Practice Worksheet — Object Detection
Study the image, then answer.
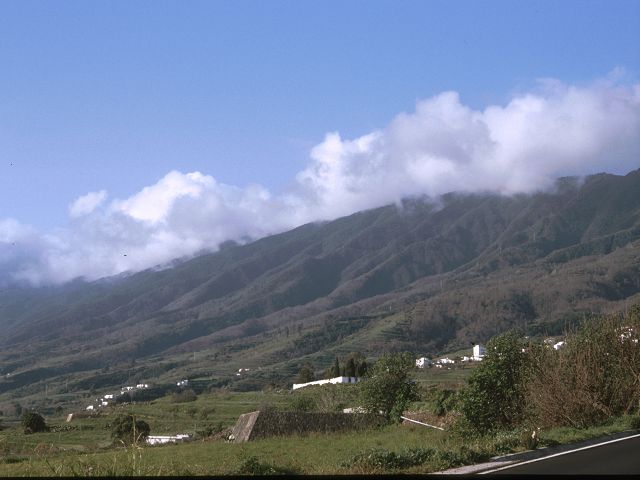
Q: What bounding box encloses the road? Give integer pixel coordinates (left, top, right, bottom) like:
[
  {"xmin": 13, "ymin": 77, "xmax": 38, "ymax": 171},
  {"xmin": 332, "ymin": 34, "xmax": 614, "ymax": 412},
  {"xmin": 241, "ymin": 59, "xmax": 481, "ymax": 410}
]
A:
[{"xmin": 484, "ymin": 433, "xmax": 640, "ymax": 475}]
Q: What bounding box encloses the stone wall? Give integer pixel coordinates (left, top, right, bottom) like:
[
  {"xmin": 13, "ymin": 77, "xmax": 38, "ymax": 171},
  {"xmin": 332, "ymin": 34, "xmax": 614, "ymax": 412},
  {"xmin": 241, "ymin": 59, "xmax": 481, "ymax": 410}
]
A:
[{"xmin": 230, "ymin": 410, "xmax": 385, "ymax": 442}]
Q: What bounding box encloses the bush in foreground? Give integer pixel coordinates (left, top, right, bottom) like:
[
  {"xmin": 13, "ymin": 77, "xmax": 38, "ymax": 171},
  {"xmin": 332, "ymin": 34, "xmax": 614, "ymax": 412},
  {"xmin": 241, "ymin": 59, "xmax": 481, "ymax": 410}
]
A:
[
  {"xmin": 359, "ymin": 352, "xmax": 419, "ymax": 423},
  {"xmin": 21, "ymin": 411, "xmax": 47, "ymax": 434},
  {"xmin": 110, "ymin": 414, "xmax": 150, "ymax": 444}
]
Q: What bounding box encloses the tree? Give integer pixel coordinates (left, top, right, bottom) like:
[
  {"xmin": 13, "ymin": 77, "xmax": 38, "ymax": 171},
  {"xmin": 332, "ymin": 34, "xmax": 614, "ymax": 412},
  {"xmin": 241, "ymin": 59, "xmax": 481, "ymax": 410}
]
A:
[
  {"xmin": 331, "ymin": 357, "xmax": 341, "ymax": 377},
  {"xmin": 358, "ymin": 352, "xmax": 419, "ymax": 423},
  {"xmin": 345, "ymin": 357, "xmax": 357, "ymax": 378},
  {"xmin": 297, "ymin": 362, "xmax": 315, "ymax": 383},
  {"xmin": 111, "ymin": 414, "xmax": 150, "ymax": 444},
  {"xmin": 459, "ymin": 330, "xmax": 530, "ymax": 435},
  {"xmin": 356, "ymin": 359, "xmax": 368, "ymax": 377},
  {"xmin": 21, "ymin": 411, "xmax": 47, "ymax": 434}
]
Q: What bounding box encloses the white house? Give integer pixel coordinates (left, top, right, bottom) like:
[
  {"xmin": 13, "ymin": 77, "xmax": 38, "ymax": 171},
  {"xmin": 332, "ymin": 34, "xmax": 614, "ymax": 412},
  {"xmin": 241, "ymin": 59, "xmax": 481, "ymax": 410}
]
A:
[
  {"xmin": 104, "ymin": 394, "xmax": 114, "ymax": 399},
  {"xmin": 146, "ymin": 434, "xmax": 191, "ymax": 446},
  {"xmin": 177, "ymin": 379, "xmax": 189, "ymax": 387},
  {"xmin": 553, "ymin": 341, "xmax": 566, "ymax": 350},
  {"xmin": 415, "ymin": 357, "xmax": 433, "ymax": 368},
  {"xmin": 136, "ymin": 383, "xmax": 149, "ymax": 389},
  {"xmin": 436, "ymin": 357, "xmax": 455, "ymax": 364},
  {"xmin": 472, "ymin": 344, "xmax": 486, "ymax": 360},
  {"xmin": 101, "ymin": 401, "xmax": 109, "ymax": 407},
  {"xmin": 292, "ymin": 376, "xmax": 359, "ymax": 390},
  {"xmin": 86, "ymin": 405, "xmax": 94, "ymax": 411}
]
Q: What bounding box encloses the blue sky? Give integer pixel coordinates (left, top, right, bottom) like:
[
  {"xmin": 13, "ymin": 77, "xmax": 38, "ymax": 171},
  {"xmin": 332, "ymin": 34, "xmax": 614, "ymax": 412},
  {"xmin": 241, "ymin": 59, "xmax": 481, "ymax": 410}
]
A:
[{"xmin": 1, "ymin": 0, "xmax": 639, "ymax": 284}]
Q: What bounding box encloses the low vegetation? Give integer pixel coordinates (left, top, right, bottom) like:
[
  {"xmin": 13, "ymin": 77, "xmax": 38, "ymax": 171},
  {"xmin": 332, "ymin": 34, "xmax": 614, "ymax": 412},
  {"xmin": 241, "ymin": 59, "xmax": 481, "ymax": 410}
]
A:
[{"xmin": 0, "ymin": 305, "xmax": 638, "ymax": 475}]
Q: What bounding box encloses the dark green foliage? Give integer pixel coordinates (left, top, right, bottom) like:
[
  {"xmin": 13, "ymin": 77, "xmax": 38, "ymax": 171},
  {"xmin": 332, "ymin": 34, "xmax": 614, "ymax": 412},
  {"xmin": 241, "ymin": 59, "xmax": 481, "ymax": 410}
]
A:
[
  {"xmin": 196, "ymin": 421, "xmax": 224, "ymax": 438},
  {"xmin": 21, "ymin": 411, "xmax": 47, "ymax": 434},
  {"xmin": 289, "ymin": 395, "xmax": 316, "ymax": 412},
  {"xmin": 459, "ymin": 330, "xmax": 529, "ymax": 435},
  {"xmin": 629, "ymin": 415, "xmax": 640, "ymax": 430},
  {"xmin": 356, "ymin": 359, "xmax": 368, "ymax": 377},
  {"xmin": 296, "ymin": 362, "xmax": 315, "ymax": 383},
  {"xmin": 171, "ymin": 389, "xmax": 197, "ymax": 403},
  {"xmin": 359, "ymin": 352, "xmax": 419, "ymax": 423},
  {"xmin": 346, "ymin": 447, "xmax": 435, "ymax": 470},
  {"xmin": 110, "ymin": 414, "xmax": 150, "ymax": 444},
  {"xmin": 433, "ymin": 389, "xmax": 460, "ymax": 416},
  {"xmin": 235, "ymin": 456, "xmax": 298, "ymax": 475},
  {"xmin": 332, "ymin": 357, "xmax": 341, "ymax": 377},
  {"xmin": 431, "ymin": 446, "xmax": 489, "ymax": 470},
  {"xmin": 345, "ymin": 358, "xmax": 356, "ymax": 377}
]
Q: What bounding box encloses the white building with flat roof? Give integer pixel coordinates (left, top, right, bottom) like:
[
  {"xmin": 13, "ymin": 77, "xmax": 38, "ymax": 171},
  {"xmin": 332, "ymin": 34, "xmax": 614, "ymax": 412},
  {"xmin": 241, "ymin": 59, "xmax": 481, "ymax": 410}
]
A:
[{"xmin": 292, "ymin": 376, "xmax": 358, "ymax": 390}]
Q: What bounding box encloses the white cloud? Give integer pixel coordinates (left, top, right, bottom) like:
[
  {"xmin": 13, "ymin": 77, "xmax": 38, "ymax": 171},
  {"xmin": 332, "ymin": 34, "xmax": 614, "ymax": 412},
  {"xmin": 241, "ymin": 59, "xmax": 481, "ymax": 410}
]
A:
[
  {"xmin": 69, "ymin": 190, "xmax": 108, "ymax": 218},
  {"xmin": 1, "ymin": 74, "xmax": 639, "ymax": 285}
]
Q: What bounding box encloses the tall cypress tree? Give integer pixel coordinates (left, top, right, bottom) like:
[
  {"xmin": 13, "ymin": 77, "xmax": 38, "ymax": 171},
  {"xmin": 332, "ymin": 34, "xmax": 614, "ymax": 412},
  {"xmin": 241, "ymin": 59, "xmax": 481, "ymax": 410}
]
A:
[
  {"xmin": 345, "ymin": 357, "xmax": 357, "ymax": 377},
  {"xmin": 331, "ymin": 357, "xmax": 341, "ymax": 377}
]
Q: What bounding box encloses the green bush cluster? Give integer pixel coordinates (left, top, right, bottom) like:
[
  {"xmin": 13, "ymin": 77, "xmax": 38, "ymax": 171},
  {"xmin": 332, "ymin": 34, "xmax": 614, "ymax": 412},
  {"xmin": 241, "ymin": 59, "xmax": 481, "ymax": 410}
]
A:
[
  {"xmin": 432, "ymin": 389, "xmax": 460, "ymax": 416},
  {"xmin": 358, "ymin": 352, "xmax": 419, "ymax": 423},
  {"xmin": 171, "ymin": 389, "xmax": 197, "ymax": 403},
  {"xmin": 235, "ymin": 456, "xmax": 298, "ymax": 475},
  {"xmin": 21, "ymin": 411, "xmax": 47, "ymax": 434},
  {"xmin": 629, "ymin": 415, "xmax": 640, "ymax": 430},
  {"xmin": 346, "ymin": 447, "xmax": 435, "ymax": 470},
  {"xmin": 110, "ymin": 414, "xmax": 150, "ymax": 444},
  {"xmin": 457, "ymin": 304, "xmax": 640, "ymax": 437},
  {"xmin": 345, "ymin": 445, "xmax": 490, "ymax": 472}
]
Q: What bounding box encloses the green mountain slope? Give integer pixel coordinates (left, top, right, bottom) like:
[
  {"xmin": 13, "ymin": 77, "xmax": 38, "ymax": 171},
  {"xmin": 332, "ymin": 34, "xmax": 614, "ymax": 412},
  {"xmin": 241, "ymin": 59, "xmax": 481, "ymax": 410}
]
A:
[{"xmin": 1, "ymin": 169, "xmax": 639, "ymax": 403}]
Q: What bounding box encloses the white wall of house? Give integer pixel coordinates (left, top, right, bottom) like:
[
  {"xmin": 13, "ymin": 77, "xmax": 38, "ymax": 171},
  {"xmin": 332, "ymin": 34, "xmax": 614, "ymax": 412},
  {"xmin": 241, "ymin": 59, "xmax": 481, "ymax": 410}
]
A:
[
  {"xmin": 473, "ymin": 344, "xmax": 486, "ymax": 358},
  {"xmin": 292, "ymin": 376, "xmax": 359, "ymax": 390},
  {"xmin": 146, "ymin": 434, "xmax": 191, "ymax": 445},
  {"xmin": 415, "ymin": 357, "xmax": 432, "ymax": 368}
]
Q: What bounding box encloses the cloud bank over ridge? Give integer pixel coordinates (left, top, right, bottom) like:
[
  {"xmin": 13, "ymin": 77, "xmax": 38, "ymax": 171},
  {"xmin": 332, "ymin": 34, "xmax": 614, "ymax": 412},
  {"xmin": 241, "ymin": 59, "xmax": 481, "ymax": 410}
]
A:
[{"xmin": 2, "ymin": 76, "xmax": 639, "ymax": 285}]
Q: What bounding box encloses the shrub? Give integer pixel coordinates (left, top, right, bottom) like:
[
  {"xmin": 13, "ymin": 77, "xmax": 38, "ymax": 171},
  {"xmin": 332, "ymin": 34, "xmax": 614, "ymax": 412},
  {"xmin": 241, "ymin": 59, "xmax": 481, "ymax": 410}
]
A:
[
  {"xmin": 345, "ymin": 447, "xmax": 435, "ymax": 471},
  {"xmin": 459, "ymin": 330, "xmax": 530, "ymax": 435},
  {"xmin": 171, "ymin": 389, "xmax": 197, "ymax": 403},
  {"xmin": 185, "ymin": 406, "xmax": 198, "ymax": 418},
  {"xmin": 629, "ymin": 415, "xmax": 640, "ymax": 430},
  {"xmin": 526, "ymin": 309, "xmax": 640, "ymax": 429},
  {"xmin": 433, "ymin": 389, "xmax": 460, "ymax": 416},
  {"xmin": 359, "ymin": 352, "xmax": 419, "ymax": 423},
  {"xmin": 432, "ymin": 446, "xmax": 487, "ymax": 470},
  {"xmin": 235, "ymin": 456, "xmax": 298, "ymax": 475},
  {"xmin": 196, "ymin": 422, "xmax": 224, "ymax": 439},
  {"xmin": 289, "ymin": 395, "xmax": 316, "ymax": 412},
  {"xmin": 21, "ymin": 411, "xmax": 47, "ymax": 434},
  {"xmin": 110, "ymin": 414, "xmax": 150, "ymax": 444}
]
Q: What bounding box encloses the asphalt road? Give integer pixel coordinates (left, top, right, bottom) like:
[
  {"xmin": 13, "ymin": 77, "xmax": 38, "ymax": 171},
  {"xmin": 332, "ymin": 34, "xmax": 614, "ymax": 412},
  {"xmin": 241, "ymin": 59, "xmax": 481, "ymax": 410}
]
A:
[{"xmin": 487, "ymin": 433, "xmax": 640, "ymax": 475}]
